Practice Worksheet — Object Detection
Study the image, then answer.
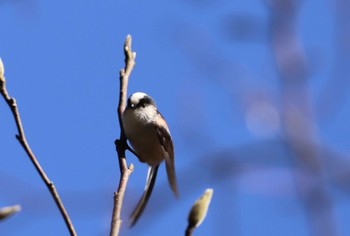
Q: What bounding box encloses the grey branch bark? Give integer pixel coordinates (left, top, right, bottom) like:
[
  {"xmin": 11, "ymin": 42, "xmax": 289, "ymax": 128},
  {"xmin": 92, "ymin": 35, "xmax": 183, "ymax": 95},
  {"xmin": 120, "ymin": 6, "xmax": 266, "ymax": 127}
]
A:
[
  {"xmin": 109, "ymin": 35, "xmax": 136, "ymax": 236},
  {"xmin": 0, "ymin": 58, "xmax": 76, "ymax": 236}
]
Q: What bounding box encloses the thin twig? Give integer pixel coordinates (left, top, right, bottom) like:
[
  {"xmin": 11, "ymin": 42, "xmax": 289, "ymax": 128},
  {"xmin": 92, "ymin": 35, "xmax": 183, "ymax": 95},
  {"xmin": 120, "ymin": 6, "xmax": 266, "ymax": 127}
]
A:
[
  {"xmin": 0, "ymin": 58, "xmax": 76, "ymax": 235},
  {"xmin": 109, "ymin": 35, "xmax": 136, "ymax": 236}
]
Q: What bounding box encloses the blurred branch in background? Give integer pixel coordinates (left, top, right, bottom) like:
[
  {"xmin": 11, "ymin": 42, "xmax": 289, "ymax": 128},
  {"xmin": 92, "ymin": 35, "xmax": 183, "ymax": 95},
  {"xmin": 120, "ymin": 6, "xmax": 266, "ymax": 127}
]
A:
[
  {"xmin": 167, "ymin": 0, "xmax": 350, "ymax": 236},
  {"xmin": 0, "ymin": 58, "xmax": 77, "ymax": 236},
  {"xmin": 268, "ymin": 1, "xmax": 338, "ymax": 235},
  {"xmin": 317, "ymin": 0, "xmax": 350, "ymax": 123}
]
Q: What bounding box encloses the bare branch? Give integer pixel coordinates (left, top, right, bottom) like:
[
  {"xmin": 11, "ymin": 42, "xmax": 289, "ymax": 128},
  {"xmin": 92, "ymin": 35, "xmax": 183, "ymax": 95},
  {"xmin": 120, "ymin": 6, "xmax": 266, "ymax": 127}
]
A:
[
  {"xmin": 109, "ymin": 35, "xmax": 136, "ymax": 236},
  {"xmin": 0, "ymin": 58, "xmax": 77, "ymax": 236}
]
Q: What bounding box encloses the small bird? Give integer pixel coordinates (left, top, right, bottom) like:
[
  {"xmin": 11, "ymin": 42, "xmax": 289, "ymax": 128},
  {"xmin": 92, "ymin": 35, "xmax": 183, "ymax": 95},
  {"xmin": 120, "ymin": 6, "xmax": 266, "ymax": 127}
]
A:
[{"xmin": 122, "ymin": 92, "xmax": 178, "ymax": 226}]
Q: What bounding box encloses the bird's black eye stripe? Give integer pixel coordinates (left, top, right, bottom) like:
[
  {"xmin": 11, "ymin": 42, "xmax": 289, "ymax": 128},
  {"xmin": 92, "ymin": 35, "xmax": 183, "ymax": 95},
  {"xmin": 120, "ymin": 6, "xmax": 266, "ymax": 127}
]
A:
[
  {"xmin": 127, "ymin": 94, "xmax": 155, "ymax": 109},
  {"xmin": 138, "ymin": 96, "xmax": 153, "ymax": 108}
]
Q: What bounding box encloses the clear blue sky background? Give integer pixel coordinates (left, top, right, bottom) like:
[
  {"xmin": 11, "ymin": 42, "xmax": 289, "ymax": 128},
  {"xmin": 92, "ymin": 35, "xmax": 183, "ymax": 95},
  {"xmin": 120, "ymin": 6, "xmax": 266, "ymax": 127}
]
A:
[{"xmin": 2, "ymin": 0, "xmax": 350, "ymax": 235}]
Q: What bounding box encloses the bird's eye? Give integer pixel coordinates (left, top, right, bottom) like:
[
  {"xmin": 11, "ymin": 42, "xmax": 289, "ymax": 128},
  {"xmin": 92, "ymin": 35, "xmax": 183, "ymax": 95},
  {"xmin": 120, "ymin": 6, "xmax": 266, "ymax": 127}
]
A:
[{"xmin": 139, "ymin": 98, "xmax": 149, "ymax": 108}]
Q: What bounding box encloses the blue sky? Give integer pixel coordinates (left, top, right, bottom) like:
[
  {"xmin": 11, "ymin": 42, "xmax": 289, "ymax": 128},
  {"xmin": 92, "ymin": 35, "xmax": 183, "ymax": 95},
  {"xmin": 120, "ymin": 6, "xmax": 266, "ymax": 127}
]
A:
[{"xmin": 1, "ymin": 0, "xmax": 350, "ymax": 235}]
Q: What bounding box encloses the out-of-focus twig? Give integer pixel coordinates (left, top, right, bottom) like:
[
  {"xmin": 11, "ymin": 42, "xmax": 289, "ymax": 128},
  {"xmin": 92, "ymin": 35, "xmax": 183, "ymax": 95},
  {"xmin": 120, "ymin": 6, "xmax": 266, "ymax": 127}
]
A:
[
  {"xmin": 0, "ymin": 58, "xmax": 76, "ymax": 235},
  {"xmin": 267, "ymin": 1, "xmax": 339, "ymax": 235},
  {"xmin": 109, "ymin": 35, "xmax": 135, "ymax": 236},
  {"xmin": 0, "ymin": 204, "xmax": 21, "ymax": 221},
  {"xmin": 185, "ymin": 188, "xmax": 213, "ymax": 236},
  {"xmin": 316, "ymin": 0, "xmax": 350, "ymax": 123}
]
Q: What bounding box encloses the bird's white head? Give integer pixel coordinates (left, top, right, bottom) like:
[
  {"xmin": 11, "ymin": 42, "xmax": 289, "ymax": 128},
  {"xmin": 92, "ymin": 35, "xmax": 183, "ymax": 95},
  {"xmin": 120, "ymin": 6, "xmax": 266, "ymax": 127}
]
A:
[
  {"xmin": 126, "ymin": 92, "xmax": 158, "ymax": 121},
  {"xmin": 128, "ymin": 92, "xmax": 155, "ymax": 108}
]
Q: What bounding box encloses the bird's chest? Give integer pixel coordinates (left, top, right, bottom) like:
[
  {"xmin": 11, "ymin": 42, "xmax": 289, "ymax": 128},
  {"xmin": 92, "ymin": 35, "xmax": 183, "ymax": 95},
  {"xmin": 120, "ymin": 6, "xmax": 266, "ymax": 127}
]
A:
[{"xmin": 122, "ymin": 111, "xmax": 163, "ymax": 165}]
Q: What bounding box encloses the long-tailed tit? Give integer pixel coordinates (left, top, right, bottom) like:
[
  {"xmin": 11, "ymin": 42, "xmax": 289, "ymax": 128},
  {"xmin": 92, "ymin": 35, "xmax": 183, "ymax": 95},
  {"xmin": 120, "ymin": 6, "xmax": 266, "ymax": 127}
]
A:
[{"xmin": 122, "ymin": 92, "xmax": 178, "ymax": 226}]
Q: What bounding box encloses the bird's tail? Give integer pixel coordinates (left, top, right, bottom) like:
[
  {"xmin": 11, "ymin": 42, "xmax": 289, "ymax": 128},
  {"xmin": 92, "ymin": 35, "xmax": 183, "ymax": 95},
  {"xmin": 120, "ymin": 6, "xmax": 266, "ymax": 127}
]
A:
[{"xmin": 129, "ymin": 165, "xmax": 159, "ymax": 227}]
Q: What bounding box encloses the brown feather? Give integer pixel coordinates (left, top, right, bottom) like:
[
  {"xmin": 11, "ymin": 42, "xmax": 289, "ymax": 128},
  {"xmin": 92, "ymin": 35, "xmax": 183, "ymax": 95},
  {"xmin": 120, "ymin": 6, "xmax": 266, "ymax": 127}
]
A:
[{"xmin": 155, "ymin": 112, "xmax": 179, "ymax": 197}]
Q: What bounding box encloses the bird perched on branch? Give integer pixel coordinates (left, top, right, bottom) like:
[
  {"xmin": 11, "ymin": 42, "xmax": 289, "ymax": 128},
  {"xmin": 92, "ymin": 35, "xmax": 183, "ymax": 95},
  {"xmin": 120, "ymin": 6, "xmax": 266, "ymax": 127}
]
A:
[{"xmin": 122, "ymin": 92, "xmax": 178, "ymax": 226}]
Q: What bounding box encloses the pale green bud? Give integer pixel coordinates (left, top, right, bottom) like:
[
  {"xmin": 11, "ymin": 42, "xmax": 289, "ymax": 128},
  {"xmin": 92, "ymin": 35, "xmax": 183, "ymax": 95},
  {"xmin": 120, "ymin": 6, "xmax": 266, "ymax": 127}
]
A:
[
  {"xmin": 0, "ymin": 204, "xmax": 21, "ymax": 220},
  {"xmin": 0, "ymin": 57, "xmax": 4, "ymax": 78},
  {"xmin": 187, "ymin": 188, "xmax": 213, "ymax": 230}
]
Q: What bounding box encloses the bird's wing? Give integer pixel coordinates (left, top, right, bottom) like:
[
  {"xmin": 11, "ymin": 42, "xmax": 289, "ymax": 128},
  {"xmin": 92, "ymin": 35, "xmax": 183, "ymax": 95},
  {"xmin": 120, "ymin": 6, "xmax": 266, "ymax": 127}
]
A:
[
  {"xmin": 155, "ymin": 113, "xmax": 179, "ymax": 197},
  {"xmin": 129, "ymin": 165, "xmax": 159, "ymax": 227}
]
